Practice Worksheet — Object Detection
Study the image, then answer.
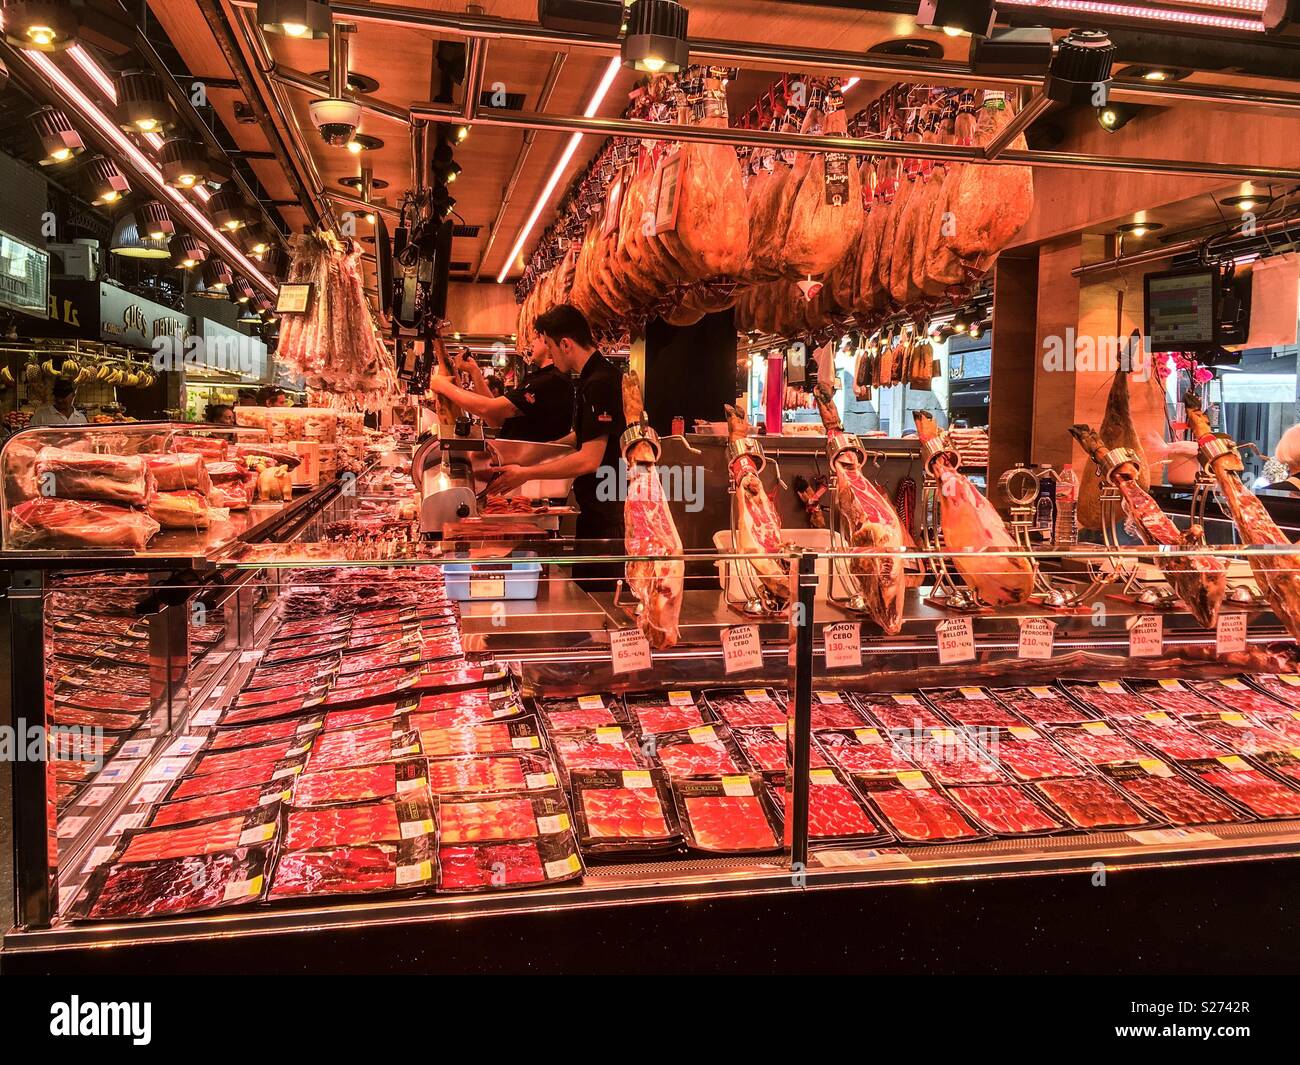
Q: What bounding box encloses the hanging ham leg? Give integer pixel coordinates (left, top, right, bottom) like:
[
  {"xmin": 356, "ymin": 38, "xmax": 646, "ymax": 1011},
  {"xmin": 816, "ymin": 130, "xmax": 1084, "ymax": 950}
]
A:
[
  {"xmin": 724, "ymin": 404, "xmax": 790, "ymax": 609},
  {"xmin": 813, "ymin": 386, "xmax": 907, "ymax": 633},
  {"xmin": 622, "ymin": 372, "xmax": 685, "ymax": 650},
  {"xmin": 913, "ymin": 411, "xmax": 1035, "ymax": 606},
  {"xmin": 1070, "ymin": 424, "xmax": 1226, "ymax": 628},
  {"xmin": 1184, "ymin": 393, "xmax": 1300, "ymax": 641}
]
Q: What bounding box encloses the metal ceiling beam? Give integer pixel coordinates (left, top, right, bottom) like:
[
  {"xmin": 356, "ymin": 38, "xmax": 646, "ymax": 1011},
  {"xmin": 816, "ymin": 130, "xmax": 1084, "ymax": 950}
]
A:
[
  {"xmin": 984, "ymin": 92, "xmax": 1053, "ymax": 160},
  {"xmin": 1071, "ymin": 214, "xmax": 1300, "ymax": 279},
  {"xmin": 269, "ymin": 65, "xmax": 410, "ymax": 124},
  {"xmin": 408, "ymin": 102, "xmax": 1300, "ymax": 182}
]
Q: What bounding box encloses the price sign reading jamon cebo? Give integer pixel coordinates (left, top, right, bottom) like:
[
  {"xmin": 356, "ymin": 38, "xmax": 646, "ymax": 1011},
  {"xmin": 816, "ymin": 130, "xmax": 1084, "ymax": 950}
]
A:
[
  {"xmin": 823, "ymin": 622, "xmax": 862, "ymax": 668},
  {"xmin": 722, "ymin": 625, "xmax": 763, "ymax": 674},
  {"xmin": 936, "ymin": 616, "xmax": 975, "ymax": 664},
  {"xmin": 609, "ymin": 628, "xmax": 652, "ymax": 675},
  {"xmin": 1018, "ymin": 618, "xmax": 1054, "ymax": 660}
]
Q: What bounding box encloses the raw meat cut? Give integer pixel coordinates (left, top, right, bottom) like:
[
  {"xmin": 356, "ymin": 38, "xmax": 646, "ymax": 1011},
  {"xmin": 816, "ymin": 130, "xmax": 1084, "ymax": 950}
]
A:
[
  {"xmin": 121, "ymin": 814, "xmax": 249, "ymax": 863},
  {"xmin": 683, "ymin": 794, "xmax": 778, "ymax": 851},
  {"xmin": 438, "ymin": 797, "xmax": 538, "ymax": 843},
  {"xmin": 867, "ymin": 785, "xmax": 980, "ymax": 842},
  {"xmin": 34, "ymin": 446, "xmax": 152, "ymax": 504},
  {"xmin": 655, "ymin": 736, "xmax": 742, "ymax": 778},
  {"xmin": 948, "ymin": 784, "xmax": 1063, "ymax": 835},
  {"xmin": 622, "ymin": 370, "xmax": 685, "ymax": 650},
  {"xmin": 1185, "ymin": 392, "xmax": 1300, "ymax": 642},
  {"xmin": 8, "ymin": 497, "xmax": 160, "ymax": 550},
  {"xmin": 293, "ymin": 763, "xmax": 398, "ymax": 806},
  {"xmin": 82, "ymin": 848, "xmax": 265, "ymax": 920},
  {"xmin": 773, "ymin": 774, "xmax": 878, "ymax": 839},
  {"xmin": 150, "ymin": 787, "xmax": 275, "ymax": 827},
  {"xmin": 914, "ymin": 411, "xmax": 1034, "ymax": 605},
  {"xmin": 1051, "ymin": 724, "xmax": 1146, "ymax": 766},
  {"xmin": 269, "ymin": 845, "xmax": 406, "ymax": 898},
  {"xmin": 1112, "ymin": 772, "xmax": 1237, "ymax": 825},
  {"xmin": 723, "ymin": 404, "xmax": 789, "ymax": 609},
  {"xmin": 1071, "ymin": 423, "xmax": 1224, "ymax": 626},
  {"xmin": 147, "ymin": 452, "xmax": 212, "ymax": 493},
  {"xmin": 1196, "ymin": 765, "xmax": 1300, "ymax": 817},
  {"xmin": 993, "ymin": 732, "xmax": 1085, "ymax": 781},
  {"xmin": 812, "ymin": 385, "xmax": 907, "ymax": 633},
  {"xmin": 926, "ymin": 687, "xmax": 1022, "ymax": 728},
  {"xmin": 629, "ymin": 702, "xmax": 706, "ymax": 734},
  {"xmin": 1037, "ymin": 778, "xmax": 1146, "ymax": 828},
  {"xmin": 438, "ymin": 841, "xmax": 547, "ymax": 890},
  {"xmin": 284, "ymin": 802, "xmax": 403, "ymax": 849},
  {"xmin": 581, "ymin": 788, "xmax": 671, "ymax": 840}
]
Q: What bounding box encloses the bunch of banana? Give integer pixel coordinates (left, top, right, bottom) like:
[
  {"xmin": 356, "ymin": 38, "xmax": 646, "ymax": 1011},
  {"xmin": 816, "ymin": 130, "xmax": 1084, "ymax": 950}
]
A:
[
  {"xmin": 59, "ymin": 358, "xmax": 80, "ymax": 379},
  {"xmin": 0, "ymin": 365, "xmax": 14, "ymax": 389}
]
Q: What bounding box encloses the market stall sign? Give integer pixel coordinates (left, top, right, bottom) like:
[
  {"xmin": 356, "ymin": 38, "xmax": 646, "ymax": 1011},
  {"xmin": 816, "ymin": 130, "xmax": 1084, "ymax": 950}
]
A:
[
  {"xmin": 1128, "ymin": 614, "xmax": 1163, "ymax": 658},
  {"xmin": 41, "ymin": 280, "xmax": 190, "ymax": 350},
  {"xmin": 936, "ymin": 616, "xmax": 975, "ymax": 664},
  {"xmin": 722, "ymin": 625, "xmax": 762, "ymax": 673},
  {"xmin": 824, "ymin": 622, "xmax": 861, "ymax": 668},
  {"xmin": 1018, "ymin": 618, "xmax": 1054, "ymax": 660},
  {"xmin": 276, "ymin": 282, "xmax": 313, "ymax": 314},
  {"xmin": 1216, "ymin": 612, "xmax": 1246, "ymax": 655},
  {"xmin": 610, "ymin": 628, "xmax": 652, "ymax": 674},
  {"xmin": 0, "ymin": 229, "xmax": 49, "ymax": 319}
]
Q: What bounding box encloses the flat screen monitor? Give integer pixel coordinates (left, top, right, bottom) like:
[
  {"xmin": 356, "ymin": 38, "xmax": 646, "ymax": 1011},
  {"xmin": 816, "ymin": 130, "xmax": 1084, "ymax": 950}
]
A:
[{"xmin": 1144, "ymin": 267, "xmax": 1220, "ymax": 352}]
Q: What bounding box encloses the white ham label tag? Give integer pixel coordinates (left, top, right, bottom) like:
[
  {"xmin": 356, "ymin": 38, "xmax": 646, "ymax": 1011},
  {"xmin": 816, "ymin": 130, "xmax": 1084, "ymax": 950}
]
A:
[
  {"xmin": 667, "ymin": 691, "xmax": 694, "ymax": 706},
  {"xmin": 721, "ymin": 775, "xmax": 754, "ymax": 796},
  {"xmin": 1216, "ymin": 612, "xmax": 1247, "ymax": 655},
  {"xmin": 610, "ymin": 628, "xmax": 652, "ymax": 674},
  {"xmin": 1128, "ymin": 615, "xmax": 1163, "ymax": 658},
  {"xmin": 824, "ymin": 622, "xmax": 862, "ymax": 669},
  {"xmin": 577, "ymin": 695, "xmax": 606, "ymax": 711},
  {"xmin": 936, "ymin": 617, "xmax": 975, "ymax": 664},
  {"xmin": 722, "ymin": 626, "xmax": 763, "ymax": 674},
  {"xmin": 1018, "ymin": 618, "xmax": 1054, "ymax": 661},
  {"xmin": 468, "ymin": 576, "xmax": 505, "ymax": 599}
]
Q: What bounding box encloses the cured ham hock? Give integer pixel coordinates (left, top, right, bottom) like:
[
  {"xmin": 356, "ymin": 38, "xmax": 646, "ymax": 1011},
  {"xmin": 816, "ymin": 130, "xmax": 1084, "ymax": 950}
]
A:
[{"xmin": 723, "ymin": 404, "xmax": 790, "ymax": 610}]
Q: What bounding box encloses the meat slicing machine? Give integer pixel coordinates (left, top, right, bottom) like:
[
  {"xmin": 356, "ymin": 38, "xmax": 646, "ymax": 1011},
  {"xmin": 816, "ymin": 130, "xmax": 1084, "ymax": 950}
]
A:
[{"xmin": 413, "ymin": 424, "xmax": 483, "ymax": 534}]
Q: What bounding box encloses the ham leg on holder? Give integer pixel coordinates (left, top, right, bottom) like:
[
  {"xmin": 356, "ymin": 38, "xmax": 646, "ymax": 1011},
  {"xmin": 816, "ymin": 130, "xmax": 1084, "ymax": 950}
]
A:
[
  {"xmin": 913, "ymin": 411, "xmax": 1034, "ymax": 606},
  {"xmin": 621, "ymin": 372, "xmax": 685, "ymax": 650},
  {"xmin": 813, "ymin": 385, "xmax": 907, "ymax": 633},
  {"xmin": 1184, "ymin": 393, "xmax": 1300, "ymax": 642},
  {"xmin": 1070, "ymin": 423, "xmax": 1226, "ymax": 627},
  {"xmin": 724, "ymin": 404, "xmax": 790, "ymax": 611}
]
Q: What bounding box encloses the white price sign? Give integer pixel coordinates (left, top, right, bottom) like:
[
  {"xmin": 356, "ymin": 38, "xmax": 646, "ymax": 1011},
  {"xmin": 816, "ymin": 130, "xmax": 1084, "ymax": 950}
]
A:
[
  {"xmin": 1128, "ymin": 614, "xmax": 1163, "ymax": 658},
  {"xmin": 936, "ymin": 617, "xmax": 975, "ymax": 664},
  {"xmin": 722, "ymin": 625, "xmax": 763, "ymax": 674},
  {"xmin": 1018, "ymin": 618, "xmax": 1054, "ymax": 660},
  {"xmin": 823, "ymin": 622, "xmax": 862, "ymax": 669},
  {"xmin": 610, "ymin": 628, "xmax": 652, "ymax": 674},
  {"xmin": 468, "ymin": 576, "xmax": 505, "ymax": 600},
  {"xmin": 1216, "ymin": 612, "xmax": 1246, "ymax": 655}
]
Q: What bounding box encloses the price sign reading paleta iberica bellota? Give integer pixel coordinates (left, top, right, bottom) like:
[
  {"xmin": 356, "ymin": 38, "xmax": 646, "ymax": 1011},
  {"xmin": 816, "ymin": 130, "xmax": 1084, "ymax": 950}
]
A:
[
  {"xmin": 823, "ymin": 622, "xmax": 862, "ymax": 668},
  {"xmin": 723, "ymin": 625, "xmax": 763, "ymax": 674},
  {"xmin": 1018, "ymin": 617, "xmax": 1054, "ymax": 660},
  {"xmin": 936, "ymin": 616, "xmax": 975, "ymax": 664},
  {"xmin": 609, "ymin": 628, "xmax": 652, "ymax": 674}
]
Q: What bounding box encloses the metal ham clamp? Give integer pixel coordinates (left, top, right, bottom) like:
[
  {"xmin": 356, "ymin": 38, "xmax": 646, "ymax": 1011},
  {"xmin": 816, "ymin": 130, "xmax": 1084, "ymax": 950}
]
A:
[
  {"xmin": 1070, "ymin": 422, "xmax": 1226, "ymax": 628},
  {"xmin": 723, "ymin": 403, "xmax": 791, "ymax": 614},
  {"xmin": 812, "ymin": 384, "xmax": 907, "ymax": 633},
  {"xmin": 618, "ymin": 371, "xmax": 686, "ymax": 650},
  {"xmin": 1184, "ymin": 392, "xmax": 1300, "ymax": 641}
]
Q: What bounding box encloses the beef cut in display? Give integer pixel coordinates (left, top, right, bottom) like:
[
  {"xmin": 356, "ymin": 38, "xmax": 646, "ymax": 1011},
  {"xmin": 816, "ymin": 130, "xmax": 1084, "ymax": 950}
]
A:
[
  {"xmin": 947, "ymin": 784, "xmax": 1063, "ymax": 835},
  {"xmin": 1036, "ymin": 778, "xmax": 1146, "ymax": 829}
]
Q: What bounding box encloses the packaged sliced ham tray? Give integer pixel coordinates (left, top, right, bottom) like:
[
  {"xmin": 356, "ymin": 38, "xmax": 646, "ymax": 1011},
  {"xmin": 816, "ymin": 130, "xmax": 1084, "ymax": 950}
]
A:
[
  {"xmin": 1178, "ymin": 757, "xmax": 1300, "ymax": 819},
  {"xmin": 112, "ymin": 805, "xmax": 280, "ymax": 866},
  {"xmin": 943, "ymin": 782, "xmax": 1066, "ymax": 837},
  {"xmin": 411, "ymin": 715, "xmax": 543, "ymax": 759},
  {"xmin": 807, "ymin": 690, "xmax": 868, "ymax": 730},
  {"xmin": 550, "ymin": 726, "xmax": 648, "ymax": 777},
  {"xmin": 650, "ymin": 725, "xmax": 746, "ymax": 779},
  {"xmin": 1097, "ymin": 761, "xmax": 1240, "ymax": 826},
  {"xmin": 733, "ymin": 722, "xmax": 830, "ymax": 774},
  {"xmin": 851, "ymin": 691, "xmax": 946, "ymax": 730},
  {"xmin": 704, "ymin": 687, "xmax": 788, "ymax": 728},
  {"xmin": 766, "ymin": 767, "xmax": 887, "ymax": 844},
  {"xmin": 989, "ymin": 725, "xmax": 1087, "ymax": 781},
  {"xmin": 568, "ymin": 768, "xmax": 682, "ymax": 854},
  {"xmin": 70, "ymin": 846, "xmax": 271, "ymax": 921},
  {"xmin": 1031, "ymin": 776, "xmax": 1151, "ymax": 830},
  {"xmin": 292, "ymin": 758, "xmax": 430, "ymax": 807},
  {"xmin": 924, "ymin": 686, "xmax": 1024, "ymax": 728},
  {"xmin": 268, "ymin": 838, "xmax": 437, "ymax": 900},
  {"xmin": 671, "ymin": 775, "xmax": 782, "ymax": 854},
  {"xmin": 436, "ymin": 788, "xmax": 572, "ymax": 844},
  {"xmin": 436, "ymin": 833, "xmax": 584, "ymax": 893},
  {"xmin": 282, "ymin": 795, "xmax": 435, "ymax": 851},
  {"xmin": 817, "ymin": 727, "xmax": 918, "ymax": 776},
  {"xmin": 535, "ymin": 693, "xmax": 626, "ymax": 732},
  {"xmin": 425, "ymin": 753, "xmax": 560, "ymax": 796},
  {"xmin": 623, "ymin": 690, "xmax": 711, "ymax": 734},
  {"xmin": 849, "ymin": 770, "xmax": 985, "ymax": 843}
]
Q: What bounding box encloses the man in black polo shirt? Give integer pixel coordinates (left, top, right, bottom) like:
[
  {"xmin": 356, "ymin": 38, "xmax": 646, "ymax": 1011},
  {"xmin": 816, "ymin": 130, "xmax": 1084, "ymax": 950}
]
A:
[
  {"xmin": 490, "ymin": 305, "xmax": 626, "ymax": 587},
  {"xmin": 425, "ymin": 336, "xmax": 573, "ymax": 442}
]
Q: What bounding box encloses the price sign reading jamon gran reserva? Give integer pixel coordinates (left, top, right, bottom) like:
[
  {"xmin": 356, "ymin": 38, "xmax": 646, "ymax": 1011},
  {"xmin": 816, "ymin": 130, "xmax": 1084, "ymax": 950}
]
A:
[{"xmin": 609, "ymin": 628, "xmax": 652, "ymax": 675}]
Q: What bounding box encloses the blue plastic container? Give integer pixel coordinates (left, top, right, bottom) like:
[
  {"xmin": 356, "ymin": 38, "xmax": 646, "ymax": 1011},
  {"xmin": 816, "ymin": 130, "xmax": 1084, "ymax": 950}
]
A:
[{"xmin": 443, "ymin": 550, "xmax": 542, "ymax": 601}]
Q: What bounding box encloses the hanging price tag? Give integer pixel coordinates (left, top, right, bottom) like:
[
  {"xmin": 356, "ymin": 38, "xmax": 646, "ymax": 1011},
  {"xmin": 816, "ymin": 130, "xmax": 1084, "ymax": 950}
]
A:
[
  {"xmin": 823, "ymin": 622, "xmax": 862, "ymax": 669},
  {"xmin": 1216, "ymin": 612, "xmax": 1246, "ymax": 655},
  {"xmin": 1018, "ymin": 618, "xmax": 1054, "ymax": 660},
  {"xmin": 610, "ymin": 628, "xmax": 652, "ymax": 674},
  {"xmin": 1128, "ymin": 614, "xmax": 1163, "ymax": 658},
  {"xmin": 722, "ymin": 625, "xmax": 763, "ymax": 674},
  {"xmin": 936, "ymin": 617, "xmax": 975, "ymax": 664}
]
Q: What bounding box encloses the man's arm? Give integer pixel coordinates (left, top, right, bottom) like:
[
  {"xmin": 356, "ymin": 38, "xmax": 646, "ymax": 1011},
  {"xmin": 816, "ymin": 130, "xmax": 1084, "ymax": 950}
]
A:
[
  {"xmin": 427, "ymin": 374, "xmax": 519, "ymax": 426},
  {"xmin": 457, "ymin": 354, "xmax": 491, "ymax": 399},
  {"xmin": 491, "ymin": 436, "xmax": 608, "ymax": 493}
]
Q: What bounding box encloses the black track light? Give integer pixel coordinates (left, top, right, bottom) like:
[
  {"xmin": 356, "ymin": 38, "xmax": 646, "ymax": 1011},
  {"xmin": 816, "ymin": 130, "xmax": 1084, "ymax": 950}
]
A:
[
  {"xmin": 622, "ymin": 0, "xmax": 689, "ymax": 74},
  {"xmin": 257, "ymin": 0, "xmax": 330, "ymax": 39},
  {"xmin": 31, "ymin": 105, "xmax": 83, "ymax": 165},
  {"xmin": 117, "ymin": 69, "xmax": 174, "ymax": 134},
  {"xmin": 87, "ymin": 156, "xmax": 129, "ymax": 205}
]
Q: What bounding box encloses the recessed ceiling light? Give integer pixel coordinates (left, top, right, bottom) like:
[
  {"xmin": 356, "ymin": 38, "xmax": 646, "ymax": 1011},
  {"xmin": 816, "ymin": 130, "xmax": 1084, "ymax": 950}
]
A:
[
  {"xmin": 309, "ymin": 70, "xmax": 381, "ymax": 95},
  {"xmin": 340, "ymin": 175, "xmax": 389, "ymax": 190},
  {"xmin": 345, "ymin": 133, "xmax": 384, "ymax": 154},
  {"xmin": 1116, "ymin": 221, "xmax": 1163, "ymax": 237},
  {"xmin": 1119, "ymin": 65, "xmax": 1190, "ymax": 83},
  {"xmin": 1221, "ymin": 194, "xmax": 1271, "ymax": 212}
]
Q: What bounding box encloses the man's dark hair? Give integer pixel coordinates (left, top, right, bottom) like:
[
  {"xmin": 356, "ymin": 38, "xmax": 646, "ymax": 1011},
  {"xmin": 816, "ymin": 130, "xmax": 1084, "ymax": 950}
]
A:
[
  {"xmin": 533, "ymin": 303, "xmax": 593, "ymax": 349},
  {"xmin": 52, "ymin": 379, "xmax": 76, "ymax": 399},
  {"xmin": 206, "ymin": 403, "xmax": 234, "ymax": 422}
]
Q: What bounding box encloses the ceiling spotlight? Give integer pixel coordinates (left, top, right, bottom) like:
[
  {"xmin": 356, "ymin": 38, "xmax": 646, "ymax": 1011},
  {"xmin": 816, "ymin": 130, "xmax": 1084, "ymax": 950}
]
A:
[
  {"xmin": 456, "ymin": 125, "xmax": 469, "ymax": 142},
  {"xmin": 915, "ymin": 0, "xmax": 995, "ymax": 40},
  {"xmin": 232, "ymin": 277, "xmax": 255, "ymax": 303},
  {"xmin": 138, "ymin": 200, "xmax": 175, "ymax": 240},
  {"xmin": 968, "ymin": 318, "xmax": 986, "ymax": 339},
  {"xmin": 117, "ymin": 69, "xmax": 173, "ymax": 134},
  {"xmin": 1, "ymin": 1, "xmax": 78, "ymax": 51},
  {"xmin": 950, "ymin": 309, "xmax": 970, "ymax": 335},
  {"xmin": 87, "ymin": 156, "xmax": 129, "ymax": 205},
  {"xmin": 109, "ymin": 210, "xmax": 170, "ymax": 259},
  {"xmin": 195, "ymin": 258, "xmax": 233, "ymax": 298},
  {"xmin": 1116, "ymin": 221, "xmax": 1163, "ymax": 238},
  {"xmin": 257, "ymin": 0, "xmax": 331, "ymax": 39},
  {"xmin": 1222, "ymin": 194, "xmax": 1271, "ymax": 212},
  {"xmin": 365, "ymin": 212, "xmax": 377, "ymax": 225},
  {"xmin": 1044, "ymin": 28, "xmax": 1115, "ymax": 105},
  {"xmin": 171, "ymin": 234, "xmax": 208, "ymax": 269},
  {"xmin": 1097, "ymin": 103, "xmax": 1139, "ymax": 132},
  {"xmin": 31, "ymin": 105, "xmax": 83, "ymax": 165},
  {"xmin": 622, "ymin": 0, "xmax": 689, "ymax": 74},
  {"xmin": 209, "ymin": 188, "xmax": 253, "ymax": 231},
  {"xmin": 159, "ymin": 137, "xmax": 209, "ymax": 188}
]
